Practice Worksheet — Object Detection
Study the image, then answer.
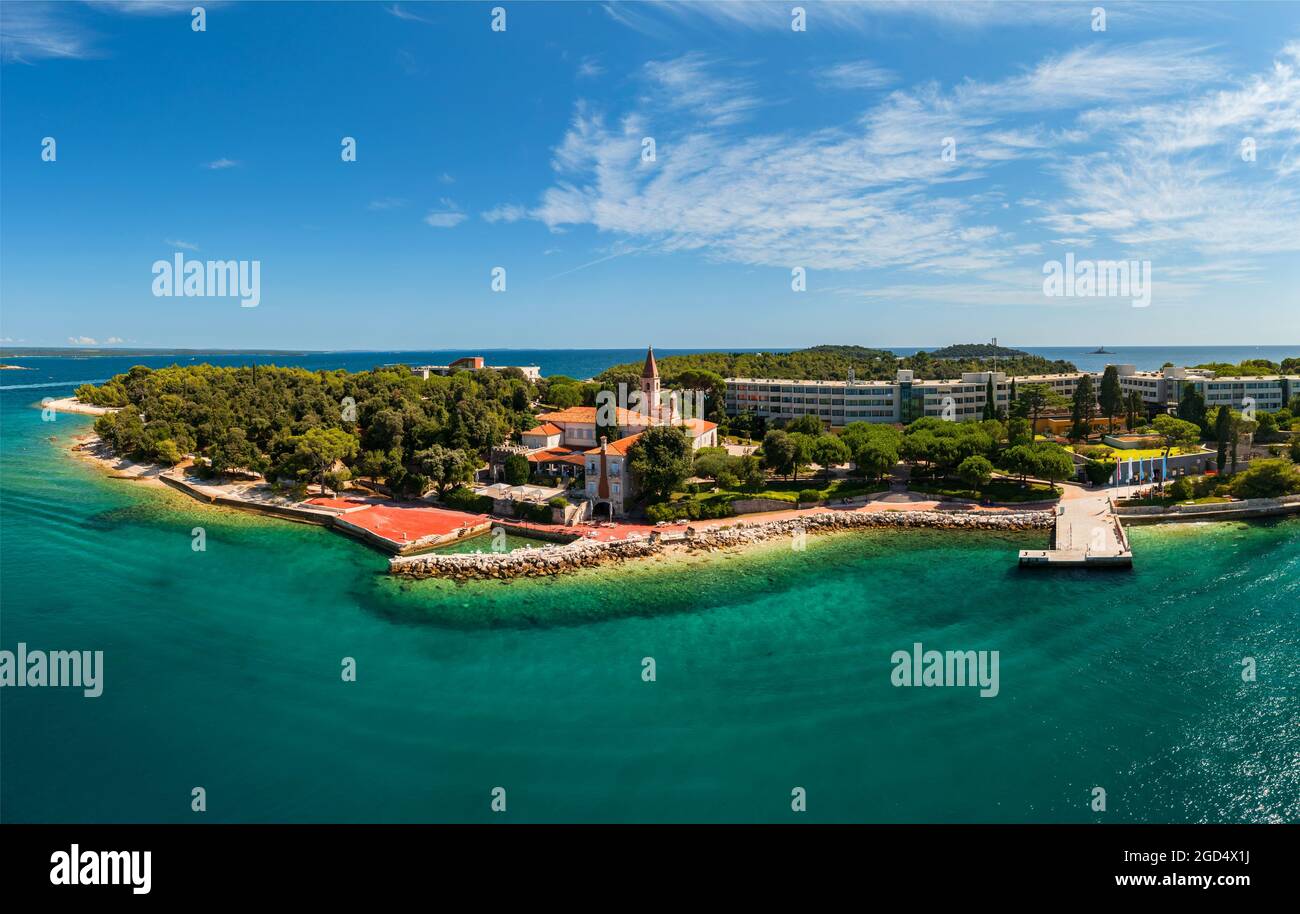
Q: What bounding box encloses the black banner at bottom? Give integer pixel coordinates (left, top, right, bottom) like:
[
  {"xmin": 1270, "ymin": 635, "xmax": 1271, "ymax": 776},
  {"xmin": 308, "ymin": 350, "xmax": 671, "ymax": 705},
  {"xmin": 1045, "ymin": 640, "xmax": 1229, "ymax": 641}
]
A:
[{"xmin": 0, "ymin": 823, "xmax": 1287, "ymax": 898}]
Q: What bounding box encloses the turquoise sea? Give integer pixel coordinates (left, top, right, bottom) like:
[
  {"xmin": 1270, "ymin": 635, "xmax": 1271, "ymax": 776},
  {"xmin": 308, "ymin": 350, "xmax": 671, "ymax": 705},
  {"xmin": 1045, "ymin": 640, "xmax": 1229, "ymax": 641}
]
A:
[{"xmin": 1, "ymin": 354, "xmax": 1297, "ymax": 823}]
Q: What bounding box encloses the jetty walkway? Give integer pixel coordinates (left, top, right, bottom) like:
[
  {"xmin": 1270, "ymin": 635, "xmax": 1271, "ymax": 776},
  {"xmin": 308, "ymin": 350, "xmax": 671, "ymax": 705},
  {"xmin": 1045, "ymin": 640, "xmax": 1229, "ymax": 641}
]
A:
[{"xmin": 1019, "ymin": 484, "xmax": 1132, "ymax": 568}]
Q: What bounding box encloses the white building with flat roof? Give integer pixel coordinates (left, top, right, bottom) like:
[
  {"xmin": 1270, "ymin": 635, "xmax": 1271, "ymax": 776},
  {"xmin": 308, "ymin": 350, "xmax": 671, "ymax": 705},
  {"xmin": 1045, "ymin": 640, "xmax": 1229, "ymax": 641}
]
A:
[{"xmin": 723, "ymin": 365, "xmax": 1297, "ymax": 428}]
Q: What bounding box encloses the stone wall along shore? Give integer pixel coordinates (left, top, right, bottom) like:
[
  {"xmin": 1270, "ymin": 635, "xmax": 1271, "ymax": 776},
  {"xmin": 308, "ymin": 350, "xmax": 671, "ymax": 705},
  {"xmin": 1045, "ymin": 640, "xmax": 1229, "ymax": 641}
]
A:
[{"xmin": 388, "ymin": 508, "xmax": 1055, "ymax": 581}]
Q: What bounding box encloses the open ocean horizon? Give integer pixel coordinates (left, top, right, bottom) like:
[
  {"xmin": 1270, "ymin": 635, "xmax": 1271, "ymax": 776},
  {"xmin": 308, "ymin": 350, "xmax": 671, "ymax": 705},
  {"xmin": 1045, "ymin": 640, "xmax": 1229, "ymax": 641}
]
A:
[{"xmin": 3, "ymin": 345, "xmax": 1298, "ymax": 391}]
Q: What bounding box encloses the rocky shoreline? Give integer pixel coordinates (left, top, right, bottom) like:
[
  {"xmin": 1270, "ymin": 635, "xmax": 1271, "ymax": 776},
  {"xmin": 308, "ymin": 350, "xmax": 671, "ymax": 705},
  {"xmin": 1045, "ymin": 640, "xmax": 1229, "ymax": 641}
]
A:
[{"xmin": 388, "ymin": 509, "xmax": 1055, "ymax": 581}]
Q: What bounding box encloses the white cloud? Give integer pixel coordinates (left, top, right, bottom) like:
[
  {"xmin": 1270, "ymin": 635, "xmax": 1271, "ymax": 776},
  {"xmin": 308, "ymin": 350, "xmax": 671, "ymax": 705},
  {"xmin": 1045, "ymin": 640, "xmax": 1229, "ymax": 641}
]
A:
[
  {"xmin": 105, "ymin": 336, "xmax": 125, "ymax": 344},
  {"xmin": 68, "ymin": 336, "xmax": 97, "ymax": 345},
  {"xmin": 204, "ymin": 158, "xmax": 239, "ymax": 170},
  {"xmin": 424, "ymin": 199, "xmax": 466, "ymax": 228},
  {"xmin": 368, "ymin": 197, "xmax": 407, "ymax": 211},
  {"xmin": 603, "ymin": 0, "xmax": 1179, "ymax": 37},
  {"xmin": 482, "ymin": 204, "xmax": 528, "ymax": 224},
  {"xmin": 491, "ymin": 36, "xmax": 1300, "ymax": 317},
  {"xmin": 578, "ymin": 56, "xmax": 605, "ymax": 79},
  {"xmin": 643, "ymin": 53, "xmax": 762, "ymax": 126},
  {"xmin": 1, "ymin": 3, "xmax": 99, "ymax": 63},
  {"xmin": 384, "ymin": 3, "xmax": 433, "ymax": 24},
  {"xmin": 814, "ymin": 60, "xmax": 897, "ymax": 91},
  {"xmin": 165, "ymin": 239, "xmax": 199, "ymax": 250},
  {"xmin": 1037, "ymin": 42, "xmax": 1300, "ymax": 257}
]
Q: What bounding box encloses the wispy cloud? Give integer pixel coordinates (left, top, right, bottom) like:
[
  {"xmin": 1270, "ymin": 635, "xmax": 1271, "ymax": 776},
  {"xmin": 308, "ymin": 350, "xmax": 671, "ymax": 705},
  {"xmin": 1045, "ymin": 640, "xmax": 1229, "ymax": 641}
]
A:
[
  {"xmin": 204, "ymin": 158, "xmax": 239, "ymax": 170},
  {"xmin": 368, "ymin": 197, "xmax": 408, "ymax": 211},
  {"xmin": 495, "ymin": 35, "xmax": 1300, "ymax": 309},
  {"xmin": 385, "ymin": 3, "xmax": 434, "ymax": 25},
  {"xmin": 1, "ymin": 3, "xmax": 99, "ymax": 63},
  {"xmin": 578, "ymin": 56, "xmax": 605, "ymax": 79},
  {"xmin": 603, "ymin": 0, "xmax": 1174, "ymax": 37},
  {"xmin": 424, "ymin": 198, "xmax": 466, "ymax": 228},
  {"xmin": 814, "ymin": 60, "xmax": 897, "ymax": 91},
  {"xmin": 89, "ymin": 1, "xmax": 201, "ymax": 14},
  {"xmin": 68, "ymin": 336, "xmax": 97, "ymax": 345},
  {"xmin": 643, "ymin": 53, "xmax": 762, "ymax": 126},
  {"xmin": 165, "ymin": 239, "xmax": 199, "ymax": 250},
  {"xmin": 482, "ymin": 204, "xmax": 528, "ymax": 224}
]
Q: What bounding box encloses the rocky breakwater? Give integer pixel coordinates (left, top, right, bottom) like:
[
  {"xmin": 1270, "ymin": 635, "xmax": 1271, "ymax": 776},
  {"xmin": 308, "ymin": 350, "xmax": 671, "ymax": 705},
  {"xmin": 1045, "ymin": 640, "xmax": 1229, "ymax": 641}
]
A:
[
  {"xmin": 389, "ymin": 538, "xmax": 664, "ymax": 581},
  {"xmin": 683, "ymin": 509, "xmax": 1054, "ymax": 553},
  {"xmin": 388, "ymin": 509, "xmax": 1055, "ymax": 580}
]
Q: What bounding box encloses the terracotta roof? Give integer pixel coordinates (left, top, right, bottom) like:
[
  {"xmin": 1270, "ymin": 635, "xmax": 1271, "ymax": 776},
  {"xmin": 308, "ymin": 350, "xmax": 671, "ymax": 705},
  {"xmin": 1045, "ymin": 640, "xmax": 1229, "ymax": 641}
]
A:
[
  {"xmin": 535, "ymin": 406, "xmax": 653, "ymax": 427},
  {"xmin": 584, "ymin": 432, "xmax": 643, "ymax": 456},
  {"xmin": 642, "ymin": 346, "xmax": 659, "ymax": 379},
  {"xmin": 676, "ymin": 418, "xmax": 718, "ymax": 435},
  {"xmin": 526, "ymin": 447, "xmax": 586, "ymax": 465},
  {"xmin": 524, "ymin": 422, "xmax": 562, "ymax": 436}
]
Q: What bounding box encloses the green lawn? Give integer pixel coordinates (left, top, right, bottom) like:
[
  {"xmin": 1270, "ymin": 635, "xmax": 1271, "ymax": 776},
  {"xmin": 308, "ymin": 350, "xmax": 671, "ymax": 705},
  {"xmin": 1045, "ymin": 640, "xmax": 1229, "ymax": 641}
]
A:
[
  {"xmin": 1068, "ymin": 445, "xmax": 1205, "ymax": 460},
  {"xmin": 908, "ymin": 478, "xmax": 1062, "ymax": 503}
]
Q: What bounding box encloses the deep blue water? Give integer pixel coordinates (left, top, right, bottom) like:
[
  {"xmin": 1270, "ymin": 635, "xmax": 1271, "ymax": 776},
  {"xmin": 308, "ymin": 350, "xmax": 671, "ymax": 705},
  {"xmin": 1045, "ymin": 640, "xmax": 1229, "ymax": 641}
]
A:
[{"xmin": 3, "ymin": 345, "xmax": 1296, "ymax": 391}]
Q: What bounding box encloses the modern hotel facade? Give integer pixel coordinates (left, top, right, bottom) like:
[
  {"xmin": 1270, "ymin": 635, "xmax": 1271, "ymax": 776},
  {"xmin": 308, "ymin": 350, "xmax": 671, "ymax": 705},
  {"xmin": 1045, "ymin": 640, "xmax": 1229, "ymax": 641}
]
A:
[{"xmin": 724, "ymin": 365, "xmax": 1298, "ymax": 428}]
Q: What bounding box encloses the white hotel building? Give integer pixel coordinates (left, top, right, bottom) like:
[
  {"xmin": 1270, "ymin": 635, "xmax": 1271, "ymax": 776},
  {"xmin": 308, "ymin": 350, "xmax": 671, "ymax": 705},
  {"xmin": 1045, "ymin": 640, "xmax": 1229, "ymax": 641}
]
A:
[{"xmin": 724, "ymin": 365, "xmax": 1298, "ymax": 428}]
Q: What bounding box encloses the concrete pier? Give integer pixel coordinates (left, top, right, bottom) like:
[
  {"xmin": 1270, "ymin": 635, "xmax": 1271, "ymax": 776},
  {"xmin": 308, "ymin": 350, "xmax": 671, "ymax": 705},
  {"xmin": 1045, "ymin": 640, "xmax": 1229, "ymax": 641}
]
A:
[{"xmin": 1019, "ymin": 493, "xmax": 1132, "ymax": 568}]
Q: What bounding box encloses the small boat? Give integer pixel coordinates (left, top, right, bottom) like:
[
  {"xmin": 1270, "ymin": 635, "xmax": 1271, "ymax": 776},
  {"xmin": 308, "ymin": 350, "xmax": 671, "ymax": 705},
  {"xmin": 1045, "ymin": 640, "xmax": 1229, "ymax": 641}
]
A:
[{"xmin": 1089, "ymin": 347, "xmax": 1115, "ymax": 354}]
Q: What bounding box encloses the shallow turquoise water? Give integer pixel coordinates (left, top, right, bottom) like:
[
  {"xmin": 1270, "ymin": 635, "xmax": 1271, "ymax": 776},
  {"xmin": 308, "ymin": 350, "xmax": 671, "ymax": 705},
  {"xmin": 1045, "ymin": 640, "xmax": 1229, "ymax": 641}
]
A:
[{"xmin": 2, "ymin": 366, "xmax": 1297, "ymax": 823}]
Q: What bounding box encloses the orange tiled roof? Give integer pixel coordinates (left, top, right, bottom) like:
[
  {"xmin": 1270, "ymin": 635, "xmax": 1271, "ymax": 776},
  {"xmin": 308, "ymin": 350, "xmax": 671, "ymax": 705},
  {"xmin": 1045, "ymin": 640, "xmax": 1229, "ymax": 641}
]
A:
[
  {"xmin": 676, "ymin": 418, "xmax": 718, "ymax": 435},
  {"xmin": 526, "ymin": 447, "xmax": 586, "ymax": 465},
  {"xmin": 584, "ymin": 432, "xmax": 643, "ymax": 456},
  {"xmin": 536, "ymin": 406, "xmax": 653, "ymax": 426},
  {"xmin": 524, "ymin": 422, "xmax": 563, "ymax": 436}
]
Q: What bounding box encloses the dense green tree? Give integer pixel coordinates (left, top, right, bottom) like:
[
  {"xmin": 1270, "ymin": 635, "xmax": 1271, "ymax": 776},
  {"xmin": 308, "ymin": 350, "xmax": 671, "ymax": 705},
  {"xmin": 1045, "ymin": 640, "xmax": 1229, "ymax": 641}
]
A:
[
  {"xmin": 957, "ymin": 455, "xmax": 994, "ymax": 495},
  {"xmin": 811, "ymin": 434, "xmax": 851, "ymax": 480},
  {"xmin": 1150, "ymin": 414, "xmax": 1201, "ymax": 490},
  {"xmin": 784, "ymin": 414, "xmax": 825, "ymax": 435},
  {"xmin": 786, "ymin": 432, "xmax": 816, "ymax": 483},
  {"xmin": 761, "ymin": 429, "xmax": 797, "ymax": 480},
  {"xmin": 1177, "ymin": 385, "xmax": 1207, "ymax": 429},
  {"xmin": 288, "ymin": 427, "xmax": 359, "ymax": 495},
  {"xmin": 1125, "ymin": 391, "xmax": 1145, "ymax": 430},
  {"xmin": 1098, "ymin": 365, "xmax": 1123, "ymax": 432},
  {"xmin": 1230, "ymin": 459, "xmax": 1300, "ymax": 499},
  {"xmin": 596, "ymin": 345, "xmax": 1079, "ymax": 385},
  {"xmin": 414, "ymin": 445, "xmax": 477, "ymax": 497},
  {"xmin": 1069, "ymin": 374, "xmax": 1096, "ymax": 440},
  {"xmin": 1015, "ymin": 384, "xmax": 1065, "ymax": 437},
  {"xmin": 1213, "ymin": 405, "xmax": 1233, "ymax": 472},
  {"xmin": 1006, "ymin": 417, "xmax": 1033, "ymax": 447},
  {"xmin": 627, "ymin": 426, "xmax": 693, "ymax": 500},
  {"xmin": 547, "ymin": 384, "xmax": 583, "ymax": 409},
  {"xmin": 503, "ymin": 453, "xmax": 531, "ymax": 486}
]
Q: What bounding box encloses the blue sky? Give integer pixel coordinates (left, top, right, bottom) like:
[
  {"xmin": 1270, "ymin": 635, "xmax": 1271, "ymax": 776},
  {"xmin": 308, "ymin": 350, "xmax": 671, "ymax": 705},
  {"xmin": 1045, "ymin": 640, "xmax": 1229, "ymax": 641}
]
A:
[{"xmin": 2, "ymin": 0, "xmax": 1298, "ymax": 350}]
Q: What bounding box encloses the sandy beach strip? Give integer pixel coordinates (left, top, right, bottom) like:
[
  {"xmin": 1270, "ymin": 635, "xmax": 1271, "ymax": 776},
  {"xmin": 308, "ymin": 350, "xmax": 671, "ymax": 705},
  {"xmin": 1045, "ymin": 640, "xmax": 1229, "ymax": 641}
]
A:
[{"xmin": 41, "ymin": 396, "xmax": 120, "ymax": 417}]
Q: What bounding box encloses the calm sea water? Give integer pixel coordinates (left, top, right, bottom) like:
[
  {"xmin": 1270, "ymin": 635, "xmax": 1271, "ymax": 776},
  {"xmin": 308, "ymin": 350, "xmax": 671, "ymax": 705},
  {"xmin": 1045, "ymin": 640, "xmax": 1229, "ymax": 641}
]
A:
[{"xmin": 1, "ymin": 354, "xmax": 1297, "ymax": 823}]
